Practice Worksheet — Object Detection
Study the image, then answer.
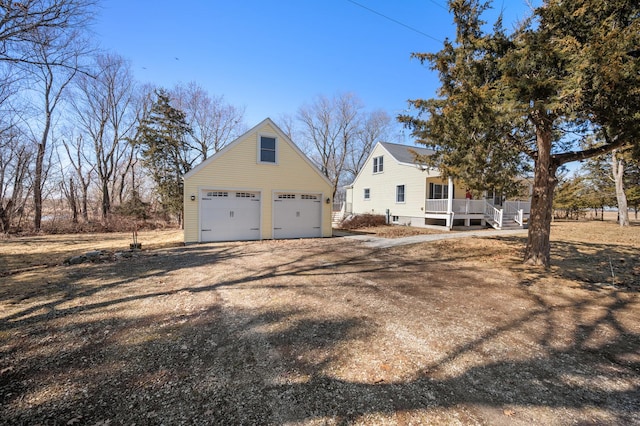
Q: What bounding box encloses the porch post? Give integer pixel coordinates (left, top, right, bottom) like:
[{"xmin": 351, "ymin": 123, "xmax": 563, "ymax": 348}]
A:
[
  {"xmin": 446, "ymin": 176, "xmax": 454, "ymax": 229},
  {"xmin": 447, "ymin": 176, "xmax": 454, "ymax": 213}
]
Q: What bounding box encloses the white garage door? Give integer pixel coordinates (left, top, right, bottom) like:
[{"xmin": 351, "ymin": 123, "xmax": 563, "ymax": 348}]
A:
[
  {"xmin": 200, "ymin": 190, "xmax": 260, "ymax": 242},
  {"xmin": 273, "ymin": 193, "xmax": 322, "ymax": 239}
]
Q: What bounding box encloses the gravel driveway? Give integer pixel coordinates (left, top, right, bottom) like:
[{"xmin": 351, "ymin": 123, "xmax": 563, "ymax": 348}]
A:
[{"xmin": 1, "ymin": 237, "xmax": 638, "ymax": 425}]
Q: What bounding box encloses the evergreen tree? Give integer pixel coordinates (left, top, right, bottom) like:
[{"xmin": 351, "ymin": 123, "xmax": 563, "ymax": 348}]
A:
[
  {"xmin": 553, "ymin": 174, "xmax": 590, "ymax": 220},
  {"xmin": 580, "ymin": 152, "xmax": 616, "ymax": 219},
  {"xmin": 401, "ymin": 0, "xmax": 640, "ymax": 267},
  {"xmin": 133, "ymin": 89, "xmax": 192, "ymax": 224}
]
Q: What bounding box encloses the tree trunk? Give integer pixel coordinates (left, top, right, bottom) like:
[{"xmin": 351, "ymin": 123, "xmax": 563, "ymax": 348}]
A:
[
  {"xmin": 81, "ymin": 183, "xmax": 89, "ymax": 222},
  {"xmin": 69, "ymin": 178, "xmax": 78, "ymax": 224},
  {"xmin": 0, "ymin": 200, "xmax": 13, "ymax": 233},
  {"xmin": 102, "ymin": 180, "xmax": 110, "ymax": 221},
  {"xmin": 611, "ymin": 150, "xmax": 629, "ymax": 227},
  {"xmin": 524, "ymin": 115, "xmax": 557, "ymax": 267},
  {"xmin": 34, "ymin": 141, "xmax": 46, "ymax": 231}
]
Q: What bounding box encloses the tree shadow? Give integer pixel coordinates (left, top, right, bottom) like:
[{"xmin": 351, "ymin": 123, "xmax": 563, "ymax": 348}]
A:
[
  {"xmin": 2, "ymin": 285, "xmax": 637, "ymax": 424},
  {"xmin": 0, "ymin": 240, "xmax": 414, "ymax": 331},
  {"xmin": 1, "ymin": 237, "xmax": 638, "ymax": 424},
  {"xmin": 426, "ymin": 234, "xmax": 638, "ymax": 290}
]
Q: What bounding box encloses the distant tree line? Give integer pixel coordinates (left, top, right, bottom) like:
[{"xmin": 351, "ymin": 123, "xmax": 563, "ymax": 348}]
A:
[{"xmin": 554, "ymin": 150, "xmax": 640, "ymax": 221}]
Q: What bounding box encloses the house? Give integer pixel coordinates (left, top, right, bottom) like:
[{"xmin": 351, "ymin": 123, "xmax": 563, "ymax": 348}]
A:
[
  {"xmin": 183, "ymin": 118, "xmax": 333, "ymax": 243},
  {"xmin": 344, "ymin": 141, "xmax": 531, "ymax": 230}
]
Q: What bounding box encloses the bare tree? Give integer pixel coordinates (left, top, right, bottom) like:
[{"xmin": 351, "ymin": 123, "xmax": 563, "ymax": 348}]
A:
[
  {"xmin": 0, "ymin": 0, "xmax": 94, "ymax": 65},
  {"xmin": 170, "ymin": 81, "xmax": 246, "ymax": 162},
  {"xmin": 346, "ymin": 109, "xmax": 391, "ymax": 181},
  {"xmin": 297, "ymin": 93, "xmax": 364, "ymax": 198},
  {"xmin": 0, "ymin": 125, "xmax": 32, "ymax": 232},
  {"xmin": 22, "ymin": 26, "xmax": 87, "ymax": 230},
  {"xmin": 612, "ymin": 149, "xmax": 630, "ymax": 227},
  {"xmin": 61, "ymin": 133, "xmax": 94, "ymax": 221},
  {"xmin": 71, "ymin": 53, "xmax": 138, "ymax": 220},
  {"xmin": 276, "ymin": 113, "xmax": 297, "ymax": 141}
]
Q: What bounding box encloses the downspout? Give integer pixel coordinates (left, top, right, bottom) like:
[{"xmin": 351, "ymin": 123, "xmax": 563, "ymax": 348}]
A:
[{"xmin": 446, "ymin": 176, "xmax": 454, "ymax": 229}]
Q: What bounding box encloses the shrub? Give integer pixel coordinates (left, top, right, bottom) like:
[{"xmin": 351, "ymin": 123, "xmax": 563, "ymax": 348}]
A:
[{"xmin": 340, "ymin": 213, "xmax": 387, "ymax": 229}]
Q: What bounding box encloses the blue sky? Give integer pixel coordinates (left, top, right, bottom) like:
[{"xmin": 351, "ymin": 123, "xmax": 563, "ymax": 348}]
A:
[{"xmin": 94, "ymin": 0, "xmax": 538, "ymax": 135}]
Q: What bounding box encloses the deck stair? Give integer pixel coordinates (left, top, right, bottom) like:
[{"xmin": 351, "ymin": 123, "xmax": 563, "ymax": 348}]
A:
[
  {"xmin": 331, "ymin": 210, "xmax": 344, "ymax": 227},
  {"xmin": 485, "ymin": 212, "xmax": 528, "ymax": 230},
  {"xmin": 495, "ymin": 217, "xmax": 523, "ymax": 230}
]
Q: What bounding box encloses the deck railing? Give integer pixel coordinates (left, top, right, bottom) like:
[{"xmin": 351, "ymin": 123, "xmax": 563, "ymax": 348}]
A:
[
  {"xmin": 425, "ymin": 199, "xmax": 449, "ymax": 213},
  {"xmin": 504, "ymin": 201, "xmax": 531, "ymax": 215},
  {"xmin": 426, "ymin": 198, "xmax": 489, "ymax": 214},
  {"xmin": 484, "ymin": 201, "xmax": 503, "ymax": 227},
  {"xmin": 504, "ymin": 201, "xmax": 531, "ymax": 226},
  {"xmin": 425, "ymin": 198, "xmax": 530, "ymax": 229},
  {"xmin": 452, "ymin": 199, "xmax": 486, "ymax": 214}
]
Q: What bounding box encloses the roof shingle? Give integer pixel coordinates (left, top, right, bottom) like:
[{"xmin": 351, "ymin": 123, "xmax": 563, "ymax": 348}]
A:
[{"xmin": 380, "ymin": 142, "xmax": 434, "ymax": 164}]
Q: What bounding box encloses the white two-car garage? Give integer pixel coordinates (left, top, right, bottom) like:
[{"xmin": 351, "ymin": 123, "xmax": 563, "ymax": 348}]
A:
[
  {"xmin": 183, "ymin": 118, "xmax": 333, "ymax": 244},
  {"xmin": 199, "ymin": 190, "xmax": 323, "ymax": 242}
]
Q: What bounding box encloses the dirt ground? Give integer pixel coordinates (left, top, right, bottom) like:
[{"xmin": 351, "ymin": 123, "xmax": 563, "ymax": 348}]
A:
[{"xmin": 1, "ymin": 221, "xmax": 639, "ymax": 425}]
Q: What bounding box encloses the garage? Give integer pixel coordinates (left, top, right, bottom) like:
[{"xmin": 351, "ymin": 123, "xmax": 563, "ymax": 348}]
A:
[
  {"xmin": 200, "ymin": 190, "xmax": 261, "ymax": 242},
  {"xmin": 273, "ymin": 193, "xmax": 322, "ymax": 239},
  {"xmin": 183, "ymin": 119, "xmax": 333, "ymax": 243}
]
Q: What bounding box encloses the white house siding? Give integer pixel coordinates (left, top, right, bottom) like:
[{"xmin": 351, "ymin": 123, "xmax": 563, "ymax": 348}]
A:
[{"xmin": 350, "ymin": 143, "xmax": 438, "ymax": 227}]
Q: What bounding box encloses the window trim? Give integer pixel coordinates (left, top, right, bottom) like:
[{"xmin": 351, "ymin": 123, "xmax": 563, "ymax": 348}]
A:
[
  {"xmin": 373, "ymin": 156, "xmax": 384, "ymax": 173},
  {"xmin": 364, "ymin": 188, "xmax": 370, "ymax": 200},
  {"xmin": 396, "ymin": 184, "xmax": 405, "ymax": 203},
  {"xmin": 258, "ymin": 134, "xmax": 278, "ymax": 164}
]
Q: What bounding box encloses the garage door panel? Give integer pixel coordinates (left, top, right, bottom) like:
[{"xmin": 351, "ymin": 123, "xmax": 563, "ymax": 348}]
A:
[
  {"xmin": 200, "ymin": 191, "xmax": 260, "ymax": 242},
  {"xmin": 273, "ymin": 193, "xmax": 322, "ymax": 239}
]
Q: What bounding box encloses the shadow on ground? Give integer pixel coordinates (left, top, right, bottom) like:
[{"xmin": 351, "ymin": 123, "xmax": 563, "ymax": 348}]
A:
[{"xmin": 1, "ymin": 237, "xmax": 638, "ymax": 424}]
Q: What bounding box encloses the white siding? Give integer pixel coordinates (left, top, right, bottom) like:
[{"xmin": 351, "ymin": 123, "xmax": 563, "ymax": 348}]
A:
[{"xmin": 350, "ymin": 143, "xmax": 438, "ymax": 221}]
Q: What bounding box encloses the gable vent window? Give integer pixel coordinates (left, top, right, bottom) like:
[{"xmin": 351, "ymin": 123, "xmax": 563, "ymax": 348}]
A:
[
  {"xmin": 260, "ymin": 136, "xmax": 277, "ymax": 163},
  {"xmin": 373, "ymin": 156, "xmax": 384, "ymax": 173},
  {"xmin": 278, "ymin": 194, "xmax": 296, "ymax": 199}
]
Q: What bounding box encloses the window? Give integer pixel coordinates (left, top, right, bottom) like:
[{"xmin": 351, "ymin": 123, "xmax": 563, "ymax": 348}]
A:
[
  {"xmin": 278, "ymin": 194, "xmax": 296, "ymax": 199},
  {"xmin": 301, "ymin": 194, "xmax": 318, "ymax": 200},
  {"xmin": 373, "ymin": 156, "xmax": 384, "ymax": 173},
  {"xmin": 429, "ymin": 183, "xmax": 449, "ymax": 199},
  {"xmin": 207, "ymin": 191, "xmax": 228, "ymax": 197},
  {"xmin": 364, "ymin": 188, "xmax": 370, "ymax": 200},
  {"xmin": 392, "ymin": 215, "xmax": 399, "ymax": 223},
  {"xmin": 260, "ymin": 136, "xmax": 276, "ymax": 163},
  {"xmin": 396, "ymin": 185, "xmax": 405, "ymax": 203}
]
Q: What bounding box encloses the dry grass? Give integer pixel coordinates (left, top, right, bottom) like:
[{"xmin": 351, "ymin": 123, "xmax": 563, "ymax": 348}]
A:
[
  {"xmin": 0, "ymin": 229, "xmax": 184, "ymax": 275},
  {"xmin": 1, "ymin": 219, "xmax": 638, "ymax": 424}
]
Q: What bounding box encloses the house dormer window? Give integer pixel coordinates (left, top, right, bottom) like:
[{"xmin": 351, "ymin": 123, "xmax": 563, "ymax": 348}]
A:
[
  {"xmin": 373, "ymin": 156, "xmax": 384, "ymax": 173},
  {"xmin": 259, "ymin": 136, "xmax": 277, "ymax": 163}
]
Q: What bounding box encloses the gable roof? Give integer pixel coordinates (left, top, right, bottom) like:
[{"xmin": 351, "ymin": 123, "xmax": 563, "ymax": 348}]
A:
[
  {"xmin": 379, "ymin": 142, "xmax": 435, "ymax": 165},
  {"xmin": 183, "ymin": 117, "xmax": 332, "ymax": 187}
]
